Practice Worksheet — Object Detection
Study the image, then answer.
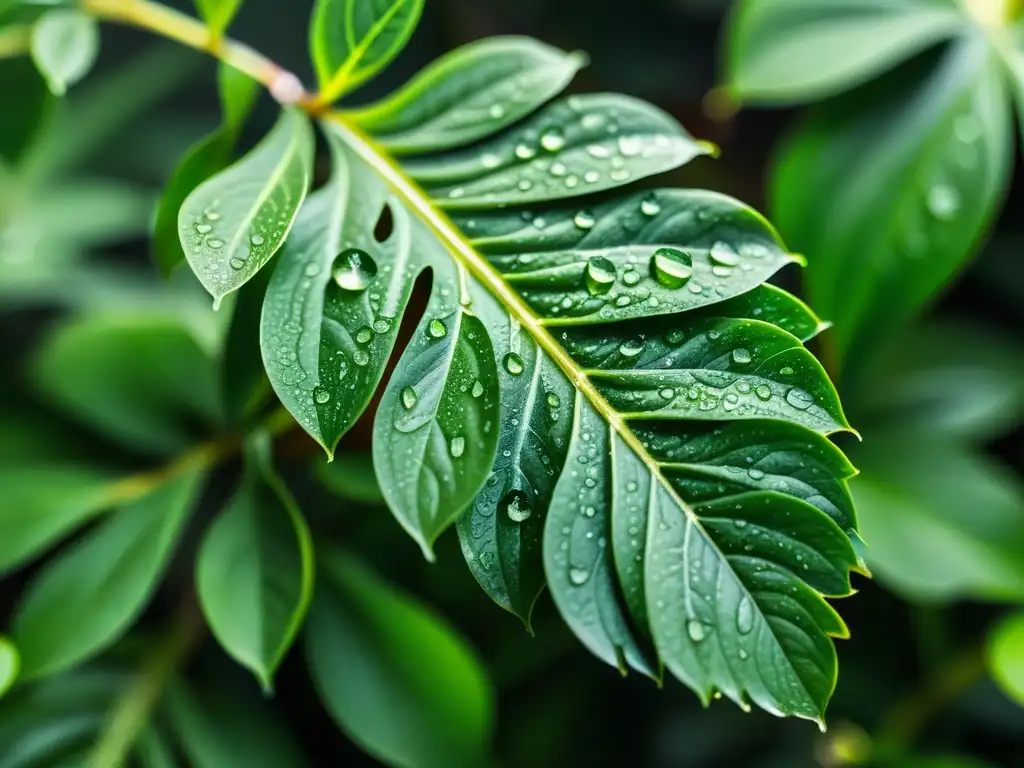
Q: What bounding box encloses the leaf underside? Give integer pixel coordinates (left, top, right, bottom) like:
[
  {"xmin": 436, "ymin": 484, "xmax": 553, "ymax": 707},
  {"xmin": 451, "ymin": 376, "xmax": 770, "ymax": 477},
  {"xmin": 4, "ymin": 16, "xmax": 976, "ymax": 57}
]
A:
[{"xmin": 182, "ymin": 33, "xmax": 860, "ymax": 723}]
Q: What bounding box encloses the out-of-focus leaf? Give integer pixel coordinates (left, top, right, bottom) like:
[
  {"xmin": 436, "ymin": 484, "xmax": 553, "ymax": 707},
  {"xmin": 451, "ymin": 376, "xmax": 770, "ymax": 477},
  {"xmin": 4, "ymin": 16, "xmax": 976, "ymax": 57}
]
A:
[
  {"xmin": 311, "ymin": 0, "xmax": 424, "ymax": 102},
  {"xmin": 316, "ymin": 452, "xmax": 384, "ymax": 504},
  {"xmin": 0, "ymin": 465, "xmax": 114, "ymax": 574},
  {"xmin": 902, "ymin": 757, "xmax": 999, "ymax": 768},
  {"xmin": 0, "ymin": 57, "xmax": 51, "ymax": 164},
  {"xmin": 33, "ymin": 314, "xmax": 220, "ymax": 454},
  {"xmin": 0, "ymin": 638, "xmax": 17, "ymax": 700},
  {"xmin": 154, "ymin": 66, "xmax": 259, "ymax": 278},
  {"xmin": 29, "ymin": 10, "xmax": 99, "ymax": 96},
  {"xmin": 852, "ymin": 434, "xmax": 1024, "ymax": 602},
  {"xmin": 306, "ymin": 551, "xmax": 494, "ymax": 768},
  {"xmin": 988, "ymin": 611, "xmax": 1024, "ymax": 708},
  {"xmin": 193, "ymin": 0, "xmax": 244, "ymax": 36},
  {"xmin": 856, "ymin": 321, "xmax": 1024, "ymax": 440},
  {"xmin": 164, "ymin": 681, "xmax": 308, "ymax": 767},
  {"xmin": 196, "ymin": 435, "xmax": 313, "ymax": 689},
  {"xmin": 772, "ymin": 34, "xmax": 1012, "ymax": 367},
  {"xmin": 350, "ymin": 36, "xmax": 586, "ymax": 153},
  {"xmin": 726, "ymin": 0, "xmax": 963, "ymax": 104},
  {"xmin": 180, "ymin": 108, "xmax": 313, "ymax": 307},
  {"xmin": 11, "ymin": 471, "xmax": 202, "ymax": 679}
]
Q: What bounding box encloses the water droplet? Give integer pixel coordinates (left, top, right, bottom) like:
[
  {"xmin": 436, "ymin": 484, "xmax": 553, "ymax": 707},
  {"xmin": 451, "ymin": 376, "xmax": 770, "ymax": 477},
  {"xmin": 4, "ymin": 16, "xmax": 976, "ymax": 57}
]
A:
[
  {"xmin": 736, "ymin": 597, "xmax": 754, "ymax": 635},
  {"xmin": 573, "ymin": 210, "xmax": 596, "ymax": 230},
  {"xmin": 514, "ymin": 142, "xmax": 536, "ymax": 160},
  {"xmin": 353, "ymin": 349, "xmax": 370, "ymax": 366},
  {"xmin": 569, "ymin": 567, "xmax": 590, "ymax": 585},
  {"xmin": 356, "ymin": 327, "xmax": 373, "ymax": 344},
  {"xmin": 666, "ymin": 329, "xmax": 686, "ymax": 345},
  {"xmin": 651, "ymin": 247, "xmax": 693, "ymax": 288},
  {"xmin": 489, "ymin": 104, "xmax": 505, "ymax": 119},
  {"xmin": 251, "ymin": 234, "xmax": 265, "ymax": 246},
  {"xmin": 517, "ymin": 179, "xmax": 533, "ymax": 192},
  {"xmin": 208, "ymin": 238, "xmax": 224, "ymax": 249},
  {"xmin": 785, "ymin": 388, "xmax": 815, "ymax": 411},
  {"xmin": 687, "ymin": 620, "xmax": 706, "ymax": 642},
  {"xmin": 732, "ymin": 348, "xmax": 751, "ymax": 365},
  {"xmin": 586, "ymin": 143, "xmax": 610, "ymax": 158},
  {"xmin": 780, "ymin": 366, "xmax": 794, "ymax": 376},
  {"xmin": 373, "ymin": 317, "xmax": 392, "ymax": 334},
  {"xmin": 332, "ymin": 248, "xmax": 378, "ymax": 291},
  {"xmin": 609, "ymin": 169, "xmax": 629, "ymax": 182},
  {"xmin": 471, "ymin": 380, "xmax": 485, "ymax": 398},
  {"xmin": 927, "ymin": 184, "xmax": 960, "ymax": 221},
  {"xmin": 755, "ymin": 384, "xmax": 772, "ymax": 401},
  {"xmin": 195, "ymin": 223, "xmax": 212, "ymax": 235},
  {"xmin": 739, "ymin": 649, "xmax": 749, "ymax": 660},
  {"xmin": 640, "ymin": 194, "xmax": 661, "ymax": 216},
  {"xmin": 314, "ymin": 387, "xmax": 330, "ymax": 404},
  {"xmin": 617, "ymin": 135, "xmax": 644, "ymax": 156},
  {"xmin": 622, "ymin": 270, "xmax": 640, "ymax": 286},
  {"xmin": 304, "ymin": 263, "xmax": 321, "ymax": 277},
  {"xmin": 401, "ymin": 386, "xmax": 417, "ymax": 410},
  {"xmin": 585, "ymin": 256, "xmax": 617, "ymax": 294},
  {"xmin": 747, "ymin": 468, "xmax": 765, "ymax": 480},
  {"xmin": 504, "ymin": 352, "xmax": 525, "ymax": 376},
  {"xmin": 229, "ymin": 257, "xmax": 245, "ymax": 270},
  {"xmin": 549, "ymin": 162, "xmax": 567, "ymax": 177},
  {"xmin": 450, "ymin": 435, "xmax": 466, "ymax": 458},
  {"xmin": 540, "ymin": 127, "xmax": 566, "ymax": 152},
  {"xmin": 546, "ymin": 392, "xmax": 561, "ymax": 408},
  {"xmin": 502, "ymin": 490, "xmax": 532, "ymax": 522},
  {"xmin": 584, "ymin": 170, "xmax": 600, "ymax": 183},
  {"xmin": 427, "ymin": 318, "xmax": 447, "ymax": 338},
  {"xmin": 710, "ymin": 241, "xmax": 741, "ymax": 267},
  {"xmin": 481, "ymin": 152, "xmax": 501, "ymax": 169},
  {"xmin": 619, "ymin": 340, "xmax": 643, "ymax": 358}
]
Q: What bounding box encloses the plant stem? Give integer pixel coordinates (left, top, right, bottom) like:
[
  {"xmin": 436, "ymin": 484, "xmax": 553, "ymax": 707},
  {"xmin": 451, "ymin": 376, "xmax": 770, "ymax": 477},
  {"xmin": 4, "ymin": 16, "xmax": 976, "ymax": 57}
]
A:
[
  {"xmin": 87, "ymin": 597, "xmax": 205, "ymax": 768},
  {"xmin": 0, "ymin": 25, "xmax": 30, "ymax": 60},
  {"xmin": 80, "ymin": 0, "xmax": 319, "ymax": 109}
]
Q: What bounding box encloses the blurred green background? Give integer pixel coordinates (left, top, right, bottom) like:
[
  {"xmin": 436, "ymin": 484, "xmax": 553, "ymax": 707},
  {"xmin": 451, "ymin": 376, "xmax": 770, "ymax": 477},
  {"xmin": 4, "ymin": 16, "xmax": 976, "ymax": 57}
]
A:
[{"xmin": 2, "ymin": 0, "xmax": 1023, "ymax": 766}]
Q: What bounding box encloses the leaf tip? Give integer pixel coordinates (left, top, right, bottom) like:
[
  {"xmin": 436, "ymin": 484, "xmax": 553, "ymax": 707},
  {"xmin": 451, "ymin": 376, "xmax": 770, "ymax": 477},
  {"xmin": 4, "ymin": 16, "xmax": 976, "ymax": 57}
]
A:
[
  {"xmin": 697, "ymin": 139, "xmax": 721, "ymax": 159},
  {"xmin": 790, "ymin": 252, "xmax": 808, "ymax": 268},
  {"xmin": 568, "ymin": 49, "xmax": 590, "ymax": 70}
]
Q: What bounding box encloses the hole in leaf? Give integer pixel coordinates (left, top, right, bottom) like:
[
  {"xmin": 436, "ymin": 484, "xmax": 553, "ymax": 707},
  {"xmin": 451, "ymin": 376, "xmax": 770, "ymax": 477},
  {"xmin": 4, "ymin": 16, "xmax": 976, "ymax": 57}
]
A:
[{"xmin": 374, "ymin": 203, "xmax": 394, "ymax": 242}]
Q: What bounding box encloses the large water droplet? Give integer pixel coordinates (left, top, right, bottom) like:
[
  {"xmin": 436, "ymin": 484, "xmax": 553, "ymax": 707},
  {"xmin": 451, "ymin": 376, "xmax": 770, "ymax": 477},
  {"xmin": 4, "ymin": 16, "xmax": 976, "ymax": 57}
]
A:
[
  {"xmin": 754, "ymin": 384, "xmax": 772, "ymax": 401},
  {"xmin": 640, "ymin": 194, "xmax": 661, "ymax": 216},
  {"xmin": 927, "ymin": 184, "xmax": 960, "ymax": 221},
  {"xmin": 427, "ymin": 318, "xmax": 447, "ymax": 339},
  {"xmin": 617, "ymin": 135, "xmax": 644, "ymax": 157},
  {"xmin": 687, "ymin": 620, "xmax": 706, "ymax": 642},
  {"xmin": 314, "ymin": 387, "xmax": 330, "ymax": 404},
  {"xmin": 356, "ymin": 327, "xmax": 373, "ymax": 344},
  {"xmin": 546, "ymin": 391, "xmax": 561, "ymax": 408},
  {"xmin": 540, "ymin": 127, "xmax": 566, "ymax": 152},
  {"xmin": 332, "ymin": 248, "xmax": 378, "ymax": 292},
  {"xmin": 194, "ymin": 223, "xmax": 212, "ymax": 235},
  {"xmin": 569, "ymin": 566, "xmax": 590, "ymax": 585},
  {"xmin": 471, "ymin": 380, "xmax": 485, "ymax": 398},
  {"xmin": 401, "ymin": 386, "xmax": 417, "ymax": 410},
  {"xmin": 732, "ymin": 348, "xmax": 751, "ymax": 365},
  {"xmin": 514, "ymin": 142, "xmax": 537, "ymax": 160},
  {"xmin": 585, "ymin": 256, "xmax": 617, "ymax": 295},
  {"xmin": 574, "ymin": 210, "xmax": 596, "ymax": 230},
  {"xmin": 710, "ymin": 241, "xmax": 741, "ymax": 267},
  {"xmin": 502, "ymin": 490, "xmax": 532, "ymax": 522},
  {"xmin": 250, "ymin": 234, "xmax": 265, "ymax": 246},
  {"xmin": 229, "ymin": 257, "xmax": 245, "ymax": 270},
  {"xmin": 353, "ymin": 349, "xmax": 370, "ymax": 366},
  {"xmin": 736, "ymin": 597, "xmax": 754, "ymax": 635},
  {"xmin": 449, "ymin": 435, "xmax": 466, "ymax": 458},
  {"xmin": 651, "ymin": 247, "xmax": 693, "ymax": 288},
  {"xmin": 619, "ymin": 340, "xmax": 643, "ymax": 358},
  {"xmin": 785, "ymin": 388, "xmax": 815, "ymax": 410},
  {"xmin": 504, "ymin": 352, "xmax": 525, "ymax": 376}
]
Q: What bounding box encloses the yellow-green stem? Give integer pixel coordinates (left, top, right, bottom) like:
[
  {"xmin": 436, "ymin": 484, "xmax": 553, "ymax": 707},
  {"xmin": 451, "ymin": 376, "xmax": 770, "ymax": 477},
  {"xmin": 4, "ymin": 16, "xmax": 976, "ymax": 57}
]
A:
[{"xmin": 0, "ymin": 25, "xmax": 29, "ymax": 60}]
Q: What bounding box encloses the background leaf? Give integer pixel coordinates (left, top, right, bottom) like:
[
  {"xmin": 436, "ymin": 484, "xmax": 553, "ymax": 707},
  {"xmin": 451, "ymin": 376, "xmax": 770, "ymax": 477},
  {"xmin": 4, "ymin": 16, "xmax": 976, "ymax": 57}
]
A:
[
  {"xmin": 29, "ymin": 10, "xmax": 99, "ymax": 97},
  {"xmin": 193, "ymin": 0, "xmax": 245, "ymax": 36},
  {"xmin": 0, "ymin": 638, "xmax": 17, "ymax": 700},
  {"xmin": 987, "ymin": 611, "xmax": 1024, "ymax": 708},
  {"xmin": 196, "ymin": 435, "xmax": 313, "ymax": 689},
  {"xmin": 306, "ymin": 552, "xmax": 493, "ymax": 768}
]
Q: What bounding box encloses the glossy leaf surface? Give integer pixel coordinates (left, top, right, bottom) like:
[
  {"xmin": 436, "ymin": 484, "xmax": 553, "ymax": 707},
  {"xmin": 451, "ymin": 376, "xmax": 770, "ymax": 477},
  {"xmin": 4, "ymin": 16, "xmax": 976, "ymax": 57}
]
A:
[
  {"xmin": 180, "ymin": 108, "xmax": 313, "ymax": 307},
  {"xmin": 193, "ymin": 0, "xmax": 245, "ymax": 35},
  {"xmin": 306, "ymin": 552, "xmax": 493, "ymax": 768},
  {"xmin": 988, "ymin": 611, "xmax": 1024, "ymax": 707},
  {"xmin": 197, "ymin": 436, "xmax": 313, "ymax": 689},
  {"xmin": 11, "ymin": 471, "xmax": 201, "ymax": 679}
]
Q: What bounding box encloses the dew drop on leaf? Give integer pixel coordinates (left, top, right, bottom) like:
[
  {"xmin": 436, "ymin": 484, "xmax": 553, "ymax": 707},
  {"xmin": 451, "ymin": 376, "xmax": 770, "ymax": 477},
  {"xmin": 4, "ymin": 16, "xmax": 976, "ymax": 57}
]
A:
[
  {"xmin": 736, "ymin": 597, "xmax": 754, "ymax": 635},
  {"xmin": 686, "ymin": 620, "xmax": 706, "ymax": 642},
  {"xmin": 504, "ymin": 352, "xmax": 525, "ymax": 376},
  {"xmin": 229, "ymin": 257, "xmax": 245, "ymax": 270},
  {"xmin": 619, "ymin": 340, "xmax": 643, "ymax": 358},
  {"xmin": 251, "ymin": 234, "xmax": 265, "ymax": 246},
  {"xmin": 585, "ymin": 256, "xmax": 617, "ymax": 295},
  {"xmin": 514, "ymin": 142, "xmax": 536, "ymax": 160},
  {"xmin": 747, "ymin": 468, "xmax": 765, "ymax": 480},
  {"xmin": 710, "ymin": 241, "xmax": 741, "ymax": 267},
  {"xmin": 356, "ymin": 327, "xmax": 373, "ymax": 344},
  {"xmin": 640, "ymin": 194, "xmax": 661, "ymax": 216},
  {"xmin": 754, "ymin": 384, "xmax": 772, "ymax": 401},
  {"xmin": 427, "ymin": 318, "xmax": 447, "ymax": 339},
  {"xmin": 353, "ymin": 349, "xmax": 370, "ymax": 366},
  {"xmin": 732, "ymin": 348, "xmax": 751, "ymax": 365},
  {"xmin": 927, "ymin": 184, "xmax": 960, "ymax": 221},
  {"xmin": 785, "ymin": 388, "xmax": 815, "ymax": 411},
  {"xmin": 569, "ymin": 567, "xmax": 590, "ymax": 585},
  {"xmin": 401, "ymin": 386, "xmax": 417, "ymax": 410},
  {"xmin": 502, "ymin": 490, "xmax": 532, "ymax": 522},
  {"xmin": 195, "ymin": 223, "xmax": 212, "ymax": 235},
  {"xmin": 471, "ymin": 380, "xmax": 484, "ymax": 398},
  {"xmin": 546, "ymin": 392, "xmax": 560, "ymax": 408},
  {"xmin": 332, "ymin": 248, "xmax": 378, "ymax": 292},
  {"xmin": 573, "ymin": 210, "xmax": 596, "ymax": 230},
  {"xmin": 449, "ymin": 435, "xmax": 466, "ymax": 458},
  {"xmin": 651, "ymin": 247, "xmax": 693, "ymax": 288}
]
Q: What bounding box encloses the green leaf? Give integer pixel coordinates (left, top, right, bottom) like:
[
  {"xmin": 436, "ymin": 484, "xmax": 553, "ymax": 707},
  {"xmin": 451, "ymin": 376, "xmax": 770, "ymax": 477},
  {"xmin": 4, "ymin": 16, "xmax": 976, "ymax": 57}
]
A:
[
  {"xmin": 726, "ymin": 0, "xmax": 963, "ymax": 104},
  {"xmin": 772, "ymin": 34, "xmax": 1013, "ymax": 365},
  {"xmin": 154, "ymin": 65, "xmax": 259, "ymax": 278},
  {"xmin": 29, "ymin": 10, "xmax": 99, "ymax": 97},
  {"xmin": 33, "ymin": 314, "xmax": 221, "ymax": 455},
  {"xmin": 253, "ymin": 30, "xmax": 858, "ymax": 720},
  {"xmin": 11, "ymin": 471, "xmax": 202, "ymax": 679},
  {"xmin": 373, "ymin": 308, "xmax": 500, "ymax": 559},
  {"xmin": 164, "ymin": 681, "xmax": 308, "ymax": 767},
  {"xmin": 0, "ymin": 465, "xmax": 114, "ymax": 574},
  {"xmin": 196, "ymin": 435, "xmax": 313, "ymax": 689},
  {"xmin": 852, "ymin": 433, "xmax": 1024, "ymax": 602},
  {"xmin": 408, "ymin": 94, "xmax": 716, "ymax": 206},
  {"xmin": 311, "ymin": 0, "xmax": 424, "ymax": 103},
  {"xmin": 0, "ymin": 638, "xmax": 18, "ymax": 700},
  {"xmin": 988, "ymin": 611, "xmax": 1024, "ymax": 707},
  {"xmin": 306, "ymin": 552, "xmax": 493, "ymax": 768},
  {"xmin": 180, "ymin": 108, "xmax": 314, "ymax": 307},
  {"xmin": 193, "ymin": 0, "xmax": 245, "ymax": 36},
  {"xmin": 350, "ymin": 36, "xmax": 587, "ymax": 153}
]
